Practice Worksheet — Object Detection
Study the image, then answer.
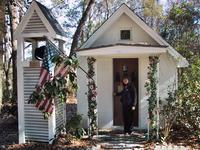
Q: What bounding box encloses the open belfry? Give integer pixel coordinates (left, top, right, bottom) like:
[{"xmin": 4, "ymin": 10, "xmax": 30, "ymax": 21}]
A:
[{"xmin": 14, "ymin": 1, "xmax": 67, "ymax": 143}]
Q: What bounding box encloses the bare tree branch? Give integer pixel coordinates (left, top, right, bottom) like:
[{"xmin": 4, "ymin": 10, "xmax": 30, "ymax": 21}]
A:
[{"xmin": 70, "ymin": 0, "xmax": 95, "ymax": 57}]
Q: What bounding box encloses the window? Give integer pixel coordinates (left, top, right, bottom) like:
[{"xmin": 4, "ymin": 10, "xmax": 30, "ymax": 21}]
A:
[{"xmin": 120, "ymin": 30, "xmax": 131, "ymax": 40}]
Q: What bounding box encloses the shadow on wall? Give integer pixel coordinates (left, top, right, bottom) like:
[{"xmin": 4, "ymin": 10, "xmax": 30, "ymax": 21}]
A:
[{"xmin": 140, "ymin": 95, "xmax": 148, "ymax": 129}]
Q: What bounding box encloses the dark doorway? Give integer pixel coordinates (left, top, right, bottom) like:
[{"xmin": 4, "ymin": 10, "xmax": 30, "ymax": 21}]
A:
[{"xmin": 113, "ymin": 58, "xmax": 139, "ymax": 126}]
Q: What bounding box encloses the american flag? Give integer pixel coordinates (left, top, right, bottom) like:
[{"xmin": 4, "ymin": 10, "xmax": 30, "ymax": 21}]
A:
[{"xmin": 35, "ymin": 41, "xmax": 68, "ymax": 114}]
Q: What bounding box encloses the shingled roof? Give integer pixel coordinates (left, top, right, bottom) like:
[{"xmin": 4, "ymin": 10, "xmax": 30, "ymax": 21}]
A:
[{"xmin": 36, "ymin": 1, "xmax": 66, "ymax": 37}]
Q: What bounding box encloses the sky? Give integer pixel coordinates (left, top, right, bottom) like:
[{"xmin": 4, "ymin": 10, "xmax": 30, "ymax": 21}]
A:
[{"xmin": 41, "ymin": 0, "xmax": 169, "ymax": 8}]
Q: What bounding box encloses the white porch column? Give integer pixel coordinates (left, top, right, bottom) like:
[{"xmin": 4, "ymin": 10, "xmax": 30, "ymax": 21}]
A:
[
  {"xmin": 48, "ymin": 110, "xmax": 56, "ymax": 144},
  {"xmin": 32, "ymin": 40, "xmax": 37, "ymax": 60},
  {"xmin": 17, "ymin": 37, "xmax": 25, "ymax": 143}
]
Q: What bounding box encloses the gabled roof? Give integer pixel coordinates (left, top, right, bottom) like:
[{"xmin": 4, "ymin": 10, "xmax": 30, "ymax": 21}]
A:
[
  {"xmin": 36, "ymin": 1, "xmax": 66, "ymax": 37},
  {"xmin": 14, "ymin": 0, "xmax": 66, "ymax": 40},
  {"xmin": 80, "ymin": 4, "xmax": 188, "ymax": 68}
]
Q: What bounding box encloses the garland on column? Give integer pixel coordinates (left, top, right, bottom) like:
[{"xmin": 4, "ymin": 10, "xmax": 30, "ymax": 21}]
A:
[
  {"xmin": 145, "ymin": 56, "xmax": 159, "ymax": 139},
  {"xmin": 87, "ymin": 57, "xmax": 98, "ymax": 137}
]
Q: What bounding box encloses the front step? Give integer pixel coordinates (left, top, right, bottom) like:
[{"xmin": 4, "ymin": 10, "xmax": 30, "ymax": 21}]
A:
[
  {"xmin": 101, "ymin": 143, "xmax": 144, "ymax": 149},
  {"xmin": 96, "ymin": 133, "xmax": 146, "ymax": 150}
]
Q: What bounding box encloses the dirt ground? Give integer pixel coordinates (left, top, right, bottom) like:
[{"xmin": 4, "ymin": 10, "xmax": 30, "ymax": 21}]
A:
[
  {"xmin": 0, "ymin": 104, "xmax": 199, "ymax": 150},
  {"xmin": 0, "ymin": 114, "xmax": 96, "ymax": 150},
  {"xmin": 0, "ymin": 103, "xmax": 96, "ymax": 150},
  {"xmin": 0, "ymin": 104, "xmax": 18, "ymax": 150}
]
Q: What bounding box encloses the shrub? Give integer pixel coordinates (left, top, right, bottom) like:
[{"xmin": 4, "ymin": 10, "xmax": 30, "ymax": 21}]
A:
[
  {"xmin": 65, "ymin": 113, "xmax": 86, "ymax": 139},
  {"xmin": 160, "ymin": 89, "xmax": 179, "ymax": 142}
]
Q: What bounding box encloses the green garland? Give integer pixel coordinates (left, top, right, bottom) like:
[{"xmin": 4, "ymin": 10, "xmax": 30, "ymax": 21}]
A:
[
  {"xmin": 29, "ymin": 56, "xmax": 78, "ymax": 118},
  {"xmin": 145, "ymin": 56, "xmax": 159, "ymax": 139},
  {"xmin": 87, "ymin": 57, "xmax": 98, "ymax": 137}
]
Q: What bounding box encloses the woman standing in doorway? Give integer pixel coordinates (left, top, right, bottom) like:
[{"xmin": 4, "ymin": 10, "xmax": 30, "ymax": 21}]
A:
[{"xmin": 115, "ymin": 76, "xmax": 137, "ymax": 135}]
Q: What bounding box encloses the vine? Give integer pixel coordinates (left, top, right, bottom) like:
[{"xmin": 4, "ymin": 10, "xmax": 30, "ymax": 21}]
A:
[
  {"xmin": 87, "ymin": 57, "xmax": 98, "ymax": 137},
  {"xmin": 145, "ymin": 56, "xmax": 159, "ymax": 139},
  {"xmin": 29, "ymin": 56, "xmax": 78, "ymax": 118}
]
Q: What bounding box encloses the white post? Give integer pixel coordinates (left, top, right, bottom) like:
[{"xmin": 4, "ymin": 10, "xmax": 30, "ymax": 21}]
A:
[
  {"xmin": 156, "ymin": 58, "xmax": 159, "ymax": 140},
  {"xmin": 17, "ymin": 37, "xmax": 25, "ymax": 143},
  {"xmin": 147, "ymin": 118, "xmax": 150, "ymax": 140},
  {"xmin": 48, "ymin": 109, "xmax": 56, "ymax": 144},
  {"xmin": 32, "ymin": 40, "xmax": 37, "ymax": 60}
]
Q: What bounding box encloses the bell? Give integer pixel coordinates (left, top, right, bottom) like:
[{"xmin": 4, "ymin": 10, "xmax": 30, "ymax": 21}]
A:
[{"xmin": 34, "ymin": 46, "xmax": 46, "ymax": 60}]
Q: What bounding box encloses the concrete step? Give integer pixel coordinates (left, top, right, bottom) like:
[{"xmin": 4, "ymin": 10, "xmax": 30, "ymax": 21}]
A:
[{"xmin": 101, "ymin": 143, "xmax": 144, "ymax": 149}]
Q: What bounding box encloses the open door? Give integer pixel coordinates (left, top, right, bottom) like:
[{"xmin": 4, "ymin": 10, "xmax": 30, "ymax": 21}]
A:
[{"xmin": 113, "ymin": 58, "xmax": 138, "ymax": 126}]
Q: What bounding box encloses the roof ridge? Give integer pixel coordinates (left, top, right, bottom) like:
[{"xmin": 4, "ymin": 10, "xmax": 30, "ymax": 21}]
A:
[{"xmin": 35, "ymin": 1, "xmax": 67, "ymax": 37}]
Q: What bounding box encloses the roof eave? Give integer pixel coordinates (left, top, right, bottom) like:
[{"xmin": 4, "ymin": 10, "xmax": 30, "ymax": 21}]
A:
[{"xmin": 77, "ymin": 45, "xmax": 167, "ymax": 56}]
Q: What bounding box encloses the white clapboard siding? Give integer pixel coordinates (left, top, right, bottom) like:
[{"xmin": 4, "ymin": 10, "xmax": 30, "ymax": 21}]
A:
[
  {"xmin": 55, "ymin": 99, "xmax": 65, "ymax": 133},
  {"xmin": 23, "ymin": 67, "xmax": 49, "ymax": 142},
  {"xmin": 23, "ymin": 10, "xmax": 48, "ymax": 33},
  {"xmin": 23, "ymin": 67, "xmax": 65, "ymax": 142}
]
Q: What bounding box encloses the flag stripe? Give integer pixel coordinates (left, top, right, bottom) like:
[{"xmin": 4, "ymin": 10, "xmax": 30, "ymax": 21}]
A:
[
  {"xmin": 60, "ymin": 66, "xmax": 68, "ymax": 77},
  {"xmin": 54, "ymin": 63, "xmax": 66, "ymax": 76},
  {"xmin": 34, "ymin": 41, "xmax": 66, "ymax": 114},
  {"xmin": 38, "ymin": 69, "xmax": 49, "ymax": 87}
]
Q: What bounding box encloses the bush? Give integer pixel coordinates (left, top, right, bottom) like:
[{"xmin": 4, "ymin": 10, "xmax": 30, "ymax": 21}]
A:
[
  {"xmin": 65, "ymin": 113, "xmax": 86, "ymax": 139},
  {"xmin": 160, "ymin": 57, "xmax": 200, "ymax": 142},
  {"xmin": 160, "ymin": 90, "xmax": 179, "ymax": 142},
  {"xmin": 177, "ymin": 56, "xmax": 200, "ymax": 140}
]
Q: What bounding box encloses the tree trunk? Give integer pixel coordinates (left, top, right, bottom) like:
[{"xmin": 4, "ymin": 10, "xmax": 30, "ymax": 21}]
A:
[
  {"xmin": 0, "ymin": 0, "xmax": 5, "ymax": 112},
  {"xmin": 105, "ymin": 0, "xmax": 109, "ymax": 19},
  {"xmin": 70, "ymin": 0, "xmax": 95, "ymax": 56},
  {"xmin": 10, "ymin": 0, "xmax": 19, "ymax": 103},
  {"xmin": 3, "ymin": 1, "xmax": 11, "ymax": 102}
]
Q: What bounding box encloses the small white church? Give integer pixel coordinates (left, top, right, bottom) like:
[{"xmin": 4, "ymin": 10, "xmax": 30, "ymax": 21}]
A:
[
  {"xmin": 14, "ymin": 1, "xmax": 188, "ymax": 143},
  {"xmin": 76, "ymin": 4, "xmax": 188, "ymax": 129}
]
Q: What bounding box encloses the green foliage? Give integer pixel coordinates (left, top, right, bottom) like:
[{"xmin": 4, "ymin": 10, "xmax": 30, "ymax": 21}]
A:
[
  {"xmin": 177, "ymin": 56, "xmax": 200, "ymax": 139},
  {"xmin": 29, "ymin": 56, "xmax": 78, "ymax": 118},
  {"xmin": 160, "ymin": 2, "xmax": 200, "ymax": 140},
  {"xmin": 143, "ymin": 0, "xmax": 163, "ymax": 17},
  {"xmin": 65, "ymin": 113, "xmax": 86, "ymax": 139},
  {"xmin": 160, "ymin": 2, "xmax": 199, "ymax": 51},
  {"xmin": 160, "ymin": 89, "xmax": 179, "ymax": 142},
  {"xmin": 87, "ymin": 57, "xmax": 98, "ymax": 138},
  {"xmin": 145, "ymin": 56, "xmax": 159, "ymax": 139},
  {"xmin": 168, "ymin": 2, "xmax": 199, "ymax": 31},
  {"xmin": 51, "ymin": 0, "xmax": 65, "ymax": 5},
  {"xmin": 160, "ymin": 59, "xmax": 200, "ymax": 140}
]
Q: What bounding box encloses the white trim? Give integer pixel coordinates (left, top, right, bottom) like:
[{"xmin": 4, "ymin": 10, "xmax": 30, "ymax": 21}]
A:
[
  {"xmin": 17, "ymin": 37, "xmax": 25, "ymax": 143},
  {"xmin": 138, "ymin": 57, "xmax": 141, "ymax": 129},
  {"xmin": 78, "ymin": 46, "xmax": 166, "ymax": 56},
  {"xmin": 80, "ymin": 4, "xmax": 188, "ymax": 68},
  {"xmin": 55, "ymin": 35, "xmax": 68, "ymax": 42},
  {"xmin": 14, "ymin": 2, "xmax": 36, "ymax": 39},
  {"xmin": 22, "ymin": 33, "xmax": 52, "ymax": 39},
  {"xmin": 14, "ymin": 1, "xmax": 67, "ymax": 42},
  {"xmin": 111, "ymin": 58, "xmax": 114, "ymax": 127},
  {"xmin": 48, "ymin": 109, "xmax": 56, "ymax": 144}
]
